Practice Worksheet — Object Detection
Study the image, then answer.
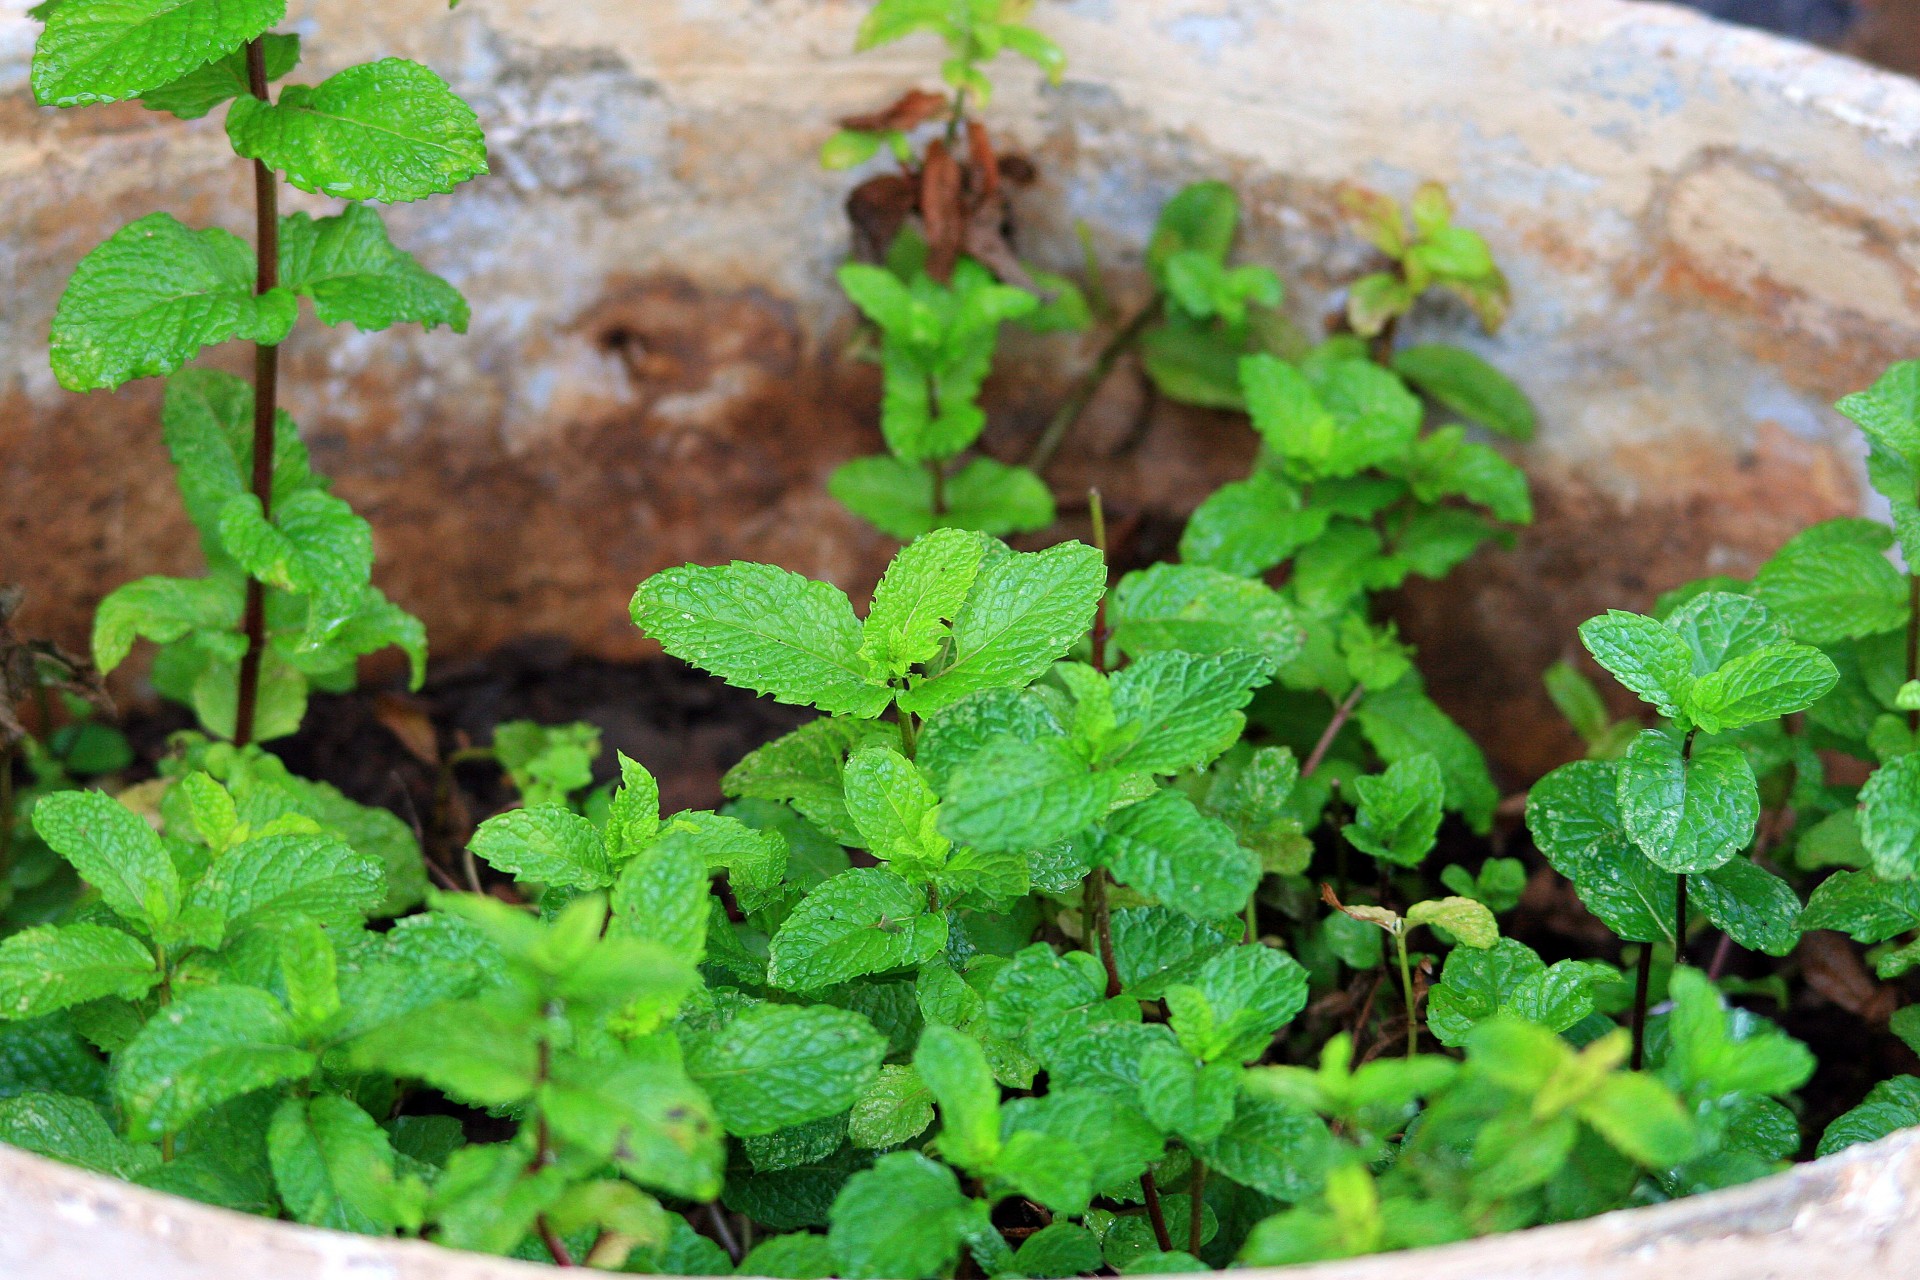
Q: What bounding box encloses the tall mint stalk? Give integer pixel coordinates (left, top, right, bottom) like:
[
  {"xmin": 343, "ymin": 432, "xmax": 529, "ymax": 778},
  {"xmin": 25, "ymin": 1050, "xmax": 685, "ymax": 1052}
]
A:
[{"xmin": 32, "ymin": 1, "xmax": 486, "ymax": 746}]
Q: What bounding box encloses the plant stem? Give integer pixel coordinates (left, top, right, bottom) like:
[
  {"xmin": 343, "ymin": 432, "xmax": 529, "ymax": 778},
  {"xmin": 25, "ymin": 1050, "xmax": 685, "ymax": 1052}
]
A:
[
  {"xmin": 530, "ymin": 1038, "xmax": 574, "ymax": 1267},
  {"xmin": 1140, "ymin": 1170, "xmax": 1173, "ymax": 1253},
  {"xmin": 1024, "ymin": 298, "xmax": 1161, "ymax": 475},
  {"xmin": 1674, "ymin": 872, "xmax": 1689, "ymax": 965},
  {"xmin": 897, "ymin": 707, "xmax": 919, "ymax": 759},
  {"xmin": 1395, "ymin": 929, "xmax": 1418, "ymax": 1059},
  {"xmin": 0, "ymin": 742, "xmax": 15, "ymax": 886},
  {"xmin": 928, "ymin": 459, "xmax": 948, "ymax": 518},
  {"xmin": 1628, "ymin": 943, "xmax": 1653, "ymax": 1071},
  {"xmin": 1303, "ymin": 685, "xmax": 1365, "ymax": 779},
  {"xmin": 1088, "ymin": 489, "xmax": 1110, "ymax": 674},
  {"xmin": 1187, "ymin": 1158, "xmax": 1208, "ymax": 1256},
  {"xmin": 704, "ymin": 1202, "xmax": 743, "ymax": 1264},
  {"xmin": 1084, "ymin": 867, "xmax": 1123, "ymax": 998},
  {"xmin": 233, "ymin": 38, "xmax": 283, "ymax": 750}
]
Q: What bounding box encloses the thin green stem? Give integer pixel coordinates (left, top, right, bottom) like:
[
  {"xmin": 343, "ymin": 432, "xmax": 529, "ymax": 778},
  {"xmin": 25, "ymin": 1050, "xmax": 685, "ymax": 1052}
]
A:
[
  {"xmin": 233, "ymin": 38, "xmax": 283, "ymax": 749},
  {"xmin": 928, "ymin": 459, "xmax": 948, "ymax": 518},
  {"xmin": 897, "ymin": 706, "xmax": 919, "ymax": 759},
  {"xmin": 1675, "ymin": 872, "xmax": 1689, "ymax": 965},
  {"xmin": 1089, "ymin": 489, "xmax": 1111, "ymax": 674},
  {"xmin": 1024, "ymin": 297, "xmax": 1162, "ymax": 475},
  {"xmin": 1907, "ymin": 571, "xmax": 1919, "ymax": 732},
  {"xmin": 1140, "ymin": 1170, "xmax": 1173, "ymax": 1253},
  {"xmin": 1395, "ymin": 929, "xmax": 1417, "ymax": 1059}
]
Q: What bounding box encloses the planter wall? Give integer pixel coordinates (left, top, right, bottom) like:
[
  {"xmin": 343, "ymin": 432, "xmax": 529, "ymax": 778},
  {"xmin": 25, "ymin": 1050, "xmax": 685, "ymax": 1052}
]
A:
[{"xmin": 5, "ymin": 0, "xmax": 1920, "ymax": 779}]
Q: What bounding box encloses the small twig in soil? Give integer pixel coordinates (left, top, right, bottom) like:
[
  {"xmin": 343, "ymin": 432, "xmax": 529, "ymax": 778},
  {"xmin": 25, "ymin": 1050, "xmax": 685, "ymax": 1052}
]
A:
[
  {"xmin": 705, "ymin": 1202, "xmax": 743, "ymax": 1264},
  {"xmin": 1302, "ymin": 685, "xmax": 1366, "ymax": 779}
]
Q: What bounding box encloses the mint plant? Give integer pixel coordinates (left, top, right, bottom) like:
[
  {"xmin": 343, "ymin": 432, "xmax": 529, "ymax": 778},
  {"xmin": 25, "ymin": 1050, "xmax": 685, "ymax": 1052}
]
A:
[{"xmin": 33, "ymin": 1, "xmax": 484, "ymax": 748}]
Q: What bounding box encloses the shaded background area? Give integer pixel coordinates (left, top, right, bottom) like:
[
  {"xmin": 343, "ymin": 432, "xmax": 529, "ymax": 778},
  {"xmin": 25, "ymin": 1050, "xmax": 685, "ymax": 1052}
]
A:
[{"xmin": 1673, "ymin": 0, "xmax": 1920, "ymax": 72}]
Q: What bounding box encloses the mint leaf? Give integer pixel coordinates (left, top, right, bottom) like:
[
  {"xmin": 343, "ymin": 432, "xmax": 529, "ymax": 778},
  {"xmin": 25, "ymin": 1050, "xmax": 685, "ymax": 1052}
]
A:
[
  {"xmin": 1406, "ymin": 896, "xmax": 1498, "ymax": 947},
  {"xmin": 1201, "ymin": 1095, "xmax": 1336, "ymax": 1201},
  {"xmin": 1861, "ymin": 753, "xmax": 1920, "ymax": 880},
  {"xmin": 1179, "ymin": 473, "xmax": 1331, "ymax": 578},
  {"xmin": 160, "ymin": 368, "xmax": 317, "ymax": 560},
  {"xmin": 658, "ymin": 811, "xmax": 788, "ymax": 913},
  {"xmin": 610, "ymin": 828, "xmax": 709, "ymax": 965},
  {"xmin": 50, "ymin": 214, "xmax": 297, "ymax": 392},
  {"xmin": 849, "ymin": 1063, "xmax": 935, "ymax": 1149},
  {"xmin": 116, "ymin": 986, "xmax": 315, "ymax": 1139},
  {"xmin": 227, "ymin": 57, "xmax": 487, "ymax": 203},
  {"xmin": 469, "ymin": 805, "xmax": 609, "ymax": 889},
  {"xmin": 844, "ymin": 746, "xmax": 947, "ymax": 873},
  {"xmin": 913, "ymin": 1024, "xmax": 1001, "ymax": 1169},
  {"xmin": 138, "ymin": 31, "xmax": 298, "ymax": 119},
  {"xmin": 1617, "ymin": 730, "xmax": 1758, "ymax": 874},
  {"xmin": 1800, "ymin": 869, "xmax": 1920, "ymax": 942},
  {"xmin": 32, "ymin": 790, "xmax": 182, "ymax": 934},
  {"xmin": 1527, "ymin": 760, "xmax": 1675, "ymax": 944},
  {"xmin": 1658, "ymin": 968, "xmax": 1813, "ymax": 1099},
  {"xmin": 0, "ymin": 1091, "xmax": 158, "ymax": 1178},
  {"xmin": 1817, "ymin": 1076, "xmax": 1920, "ymax": 1157},
  {"xmin": 1664, "ymin": 591, "xmax": 1785, "ymax": 673},
  {"xmin": 724, "ymin": 717, "xmax": 898, "ymax": 845},
  {"xmin": 828, "ymin": 1151, "xmax": 971, "ymax": 1280},
  {"xmin": 1426, "ymin": 938, "xmax": 1614, "ymax": 1047},
  {"xmin": 1692, "ymin": 858, "xmax": 1801, "ymax": 956},
  {"xmin": 861, "ymin": 529, "xmax": 988, "ymax": 676},
  {"xmin": 1754, "ymin": 519, "xmax": 1907, "ymax": 645},
  {"xmin": 1001, "ymin": 1087, "xmax": 1163, "ymax": 1192},
  {"xmin": 347, "ymin": 999, "xmax": 538, "ymax": 1106},
  {"xmin": 1138, "ymin": 1039, "xmax": 1238, "ymax": 1144},
  {"xmin": 834, "ymin": 456, "xmax": 1055, "ymax": 541},
  {"xmin": 92, "ymin": 575, "xmax": 244, "ymax": 674},
  {"xmin": 1837, "ymin": 360, "xmax": 1920, "ymax": 459},
  {"xmin": 1100, "ymin": 789, "xmax": 1259, "ymax": 922},
  {"xmin": 1396, "ymin": 426, "xmax": 1531, "ymax": 523},
  {"xmin": 1391, "ymin": 343, "xmax": 1535, "ymax": 440},
  {"xmin": 899, "ymin": 542, "xmax": 1107, "ymax": 716},
  {"xmin": 1353, "ymin": 673, "xmax": 1499, "ymax": 833},
  {"xmin": 1685, "ymin": 643, "xmax": 1837, "ymax": 734},
  {"xmin": 1342, "ymin": 754, "xmax": 1445, "ymax": 867},
  {"xmin": 0, "ymin": 925, "xmax": 158, "ymax": 1019},
  {"xmin": 216, "ymin": 488, "xmax": 373, "ymax": 644},
  {"xmin": 1105, "ymin": 650, "xmax": 1270, "ymax": 775},
  {"xmin": 544, "ymin": 1050, "xmax": 723, "ymax": 1200},
  {"xmin": 1578, "ymin": 611, "xmax": 1693, "ymax": 719},
  {"xmin": 32, "ymin": 0, "xmax": 283, "ymax": 107},
  {"xmin": 185, "ymin": 830, "xmax": 386, "ymax": 936},
  {"xmin": 632, "ymin": 562, "xmax": 890, "ymax": 717},
  {"xmin": 605, "ymin": 752, "xmax": 662, "ymax": 861},
  {"xmin": 279, "ymin": 205, "xmax": 469, "ymax": 332},
  {"xmin": 269, "ymin": 1094, "xmax": 413, "ymax": 1233},
  {"xmin": 1106, "ymin": 563, "xmax": 1302, "ymax": 673},
  {"xmin": 941, "ymin": 734, "xmax": 1112, "ymax": 853},
  {"xmin": 687, "ymin": 1004, "xmax": 887, "ymax": 1136},
  {"xmin": 1165, "ymin": 944, "xmax": 1308, "ymax": 1064},
  {"xmin": 767, "ymin": 869, "xmax": 948, "ymax": 992}
]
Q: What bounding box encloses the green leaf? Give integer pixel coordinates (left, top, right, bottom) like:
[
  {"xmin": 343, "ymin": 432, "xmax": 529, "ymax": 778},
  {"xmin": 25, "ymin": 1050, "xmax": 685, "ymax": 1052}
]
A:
[
  {"xmin": 844, "ymin": 746, "xmax": 947, "ymax": 873},
  {"xmin": 0, "ymin": 925, "xmax": 158, "ymax": 1020},
  {"xmin": 1001, "ymin": 1087, "xmax": 1163, "ymax": 1193},
  {"xmin": 1665, "ymin": 591, "xmax": 1786, "ymax": 673},
  {"xmin": 0, "ymin": 1092, "xmax": 157, "ymax": 1178},
  {"xmin": 1817, "ymin": 1076, "xmax": 1920, "ymax": 1157},
  {"xmin": 1691, "ymin": 858, "xmax": 1801, "ymax": 956},
  {"xmin": 1165, "ymin": 944, "xmax": 1308, "ymax": 1064},
  {"xmin": 50, "ymin": 213, "xmax": 297, "ymax": 392},
  {"xmin": 767, "ymin": 868, "xmax": 948, "ymax": 992},
  {"xmin": 687, "ymin": 1004, "xmax": 887, "ymax": 1137},
  {"xmin": 1578, "ymin": 611, "xmax": 1694, "ymax": 719},
  {"xmin": 1353, "ymin": 673, "xmax": 1499, "ymax": 833},
  {"xmin": 492, "ymin": 720, "xmax": 600, "ymax": 808},
  {"xmin": 279, "ymin": 205, "xmax": 469, "ymax": 333},
  {"xmin": 216, "ymin": 488, "xmax": 374, "ymax": 644},
  {"xmin": 1544, "ymin": 660, "xmax": 1613, "ymax": 747},
  {"xmin": 1837, "ymin": 361, "xmax": 1920, "ymax": 460},
  {"xmin": 742, "ymin": 1233, "xmax": 839, "ymax": 1279},
  {"xmin": 32, "ymin": 790, "xmax": 182, "ymax": 934},
  {"xmin": 1201, "ymin": 1095, "xmax": 1336, "ymax": 1201},
  {"xmin": 1107, "ymin": 564, "xmax": 1303, "ymax": 672},
  {"xmin": 1659, "ymin": 967, "xmax": 1813, "ymax": 1099},
  {"xmin": 1426, "ymin": 938, "xmax": 1614, "ymax": 1048},
  {"xmin": 1406, "ymin": 897, "xmax": 1499, "ymax": 948},
  {"xmin": 1754, "ymin": 520, "xmax": 1907, "ymax": 645},
  {"xmin": 605, "ymin": 752, "xmax": 662, "ymax": 861},
  {"xmin": 347, "ymin": 999, "xmax": 538, "ymax": 1107},
  {"xmin": 849, "ymin": 1063, "xmax": 934, "ymax": 1149},
  {"xmin": 724, "ymin": 717, "xmax": 899, "ymax": 846},
  {"xmin": 1391, "ymin": 344, "xmax": 1534, "ymax": 439},
  {"xmin": 544, "ymin": 1050, "xmax": 723, "ymax": 1201},
  {"xmin": 138, "ymin": 31, "xmax": 299, "ymax": 118},
  {"xmin": 1861, "ymin": 753, "xmax": 1920, "ymax": 880},
  {"xmin": 1527, "ymin": 760, "xmax": 1676, "ymax": 943},
  {"xmin": 227, "ymin": 58, "xmax": 487, "ymax": 203},
  {"xmin": 899, "ymin": 542, "xmax": 1107, "ymax": 716},
  {"xmin": 1012, "ymin": 1222, "xmax": 1104, "ymax": 1279},
  {"xmin": 186, "ymin": 830, "xmax": 386, "ymax": 936},
  {"xmin": 1685, "ymin": 643, "xmax": 1838, "ymax": 734},
  {"xmin": 828, "ymin": 1151, "xmax": 971, "ymax": 1280},
  {"xmin": 861, "ymin": 529, "xmax": 989, "ymax": 676},
  {"xmin": 1577, "ymin": 1070, "xmax": 1696, "ymax": 1168},
  {"xmin": 914, "ymin": 1024, "xmax": 1001, "ymax": 1169},
  {"xmin": 116, "ymin": 986, "xmax": 315, "ymax": 1139},
  {"xmin": 1105, "ymin": 650, "xmax": 1271, "ymax": 775},
  {"xmin": 1617, "ymin": 730, "xmax": 1758, "ymax": 874},
  {"xmin": 32, "ymin": 0, "xmax": 283, "ymax": 107},
  {"xmin": 1800, "ymin": 869, "xmax": 1920, "ymax": 942},
  {"xmin": 1342, "ymin": 754, "xmax": 1444, "ymax": 867},
  {"xmin": 1099, "ymin": 789, "xmax": 1259, "ymax": 922},
  {"xmin": 658, "ymin": 811, "xmax": 788, "ymax": 913},
  {"xmin": 1179, "ymin": 472, "xmax": 1332, "ymax": 578},
  {"xmin": 632, "ymin": 562, "xmax": 890, "ymax": 718},
  {"xmin": 269, "ymin": 1094, "xmax": 413, "ymax": 1234},
  {"xmin": 611, "ymin": 828, "xmax": 709, "ymax": 965},
  {"xmin": 940, "ymin": 458, "xmax": 1057, "ymax": 538},
  {"xmin": 469, "ymin": 805, "xmax": 609, "ymax": 889}
]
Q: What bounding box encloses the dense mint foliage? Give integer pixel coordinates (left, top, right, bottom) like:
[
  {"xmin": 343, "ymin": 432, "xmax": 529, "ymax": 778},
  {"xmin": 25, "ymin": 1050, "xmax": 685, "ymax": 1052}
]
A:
[{"xmin": 8, "ymin": 0, "xmax": 1919, "ymax": 1275}]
